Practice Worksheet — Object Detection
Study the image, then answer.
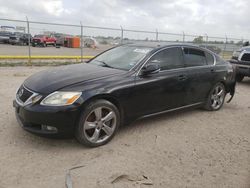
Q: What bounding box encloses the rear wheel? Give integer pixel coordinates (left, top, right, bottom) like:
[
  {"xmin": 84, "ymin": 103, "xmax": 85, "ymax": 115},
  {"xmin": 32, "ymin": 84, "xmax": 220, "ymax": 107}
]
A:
[
  {"xmin": 75, "ymin": 99, "xmax": 120, "ymax": 147},
  {"xmin": 204, "ymin": 83, "xmax": 226, "ymax": 111},
  {"xmin": 236, "ymin": 74, "xmax": 244, "ymax": 82}
]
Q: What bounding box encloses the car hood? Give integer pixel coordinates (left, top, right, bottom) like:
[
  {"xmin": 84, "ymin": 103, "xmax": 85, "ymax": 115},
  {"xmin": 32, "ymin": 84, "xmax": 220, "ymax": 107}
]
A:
[
  {"xmin": 241, "ymin": 47, "xmax": 250, "ymax": 52},
  {"xmin": 24, "ymin": 63, "xmax": 125, "ymax": 94}
]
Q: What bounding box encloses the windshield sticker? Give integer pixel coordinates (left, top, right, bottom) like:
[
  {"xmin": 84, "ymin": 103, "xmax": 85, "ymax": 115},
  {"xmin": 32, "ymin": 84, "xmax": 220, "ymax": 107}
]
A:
[{"xmin": 133, "ymin": 48, "xmax": 150, "ymax": 54}]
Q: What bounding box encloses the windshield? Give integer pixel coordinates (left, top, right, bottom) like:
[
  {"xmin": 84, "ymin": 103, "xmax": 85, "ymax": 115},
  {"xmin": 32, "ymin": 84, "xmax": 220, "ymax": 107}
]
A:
[{"xmin": 89, "ymin": 45, "xmax": 152, "ymax": 70}]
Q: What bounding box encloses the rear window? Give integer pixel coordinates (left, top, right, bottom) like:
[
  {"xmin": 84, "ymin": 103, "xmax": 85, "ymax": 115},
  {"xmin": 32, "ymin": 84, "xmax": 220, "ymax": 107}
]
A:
[{"xmin": 183, "ymin": 48, "xmax": 206, "ymax": 67}]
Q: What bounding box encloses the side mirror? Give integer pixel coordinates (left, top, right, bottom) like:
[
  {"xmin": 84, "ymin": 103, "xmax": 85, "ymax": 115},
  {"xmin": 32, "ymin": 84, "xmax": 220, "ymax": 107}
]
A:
[{"xmin": 141, "ymin": 63, "xmax": 160, "ymax": 76}]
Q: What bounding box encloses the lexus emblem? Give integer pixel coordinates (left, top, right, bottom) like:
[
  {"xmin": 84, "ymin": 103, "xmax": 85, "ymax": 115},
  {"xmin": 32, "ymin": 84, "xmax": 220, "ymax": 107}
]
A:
[{"xmin": 18, "ymin": 88, "xmax": 24, "ymax": 98}]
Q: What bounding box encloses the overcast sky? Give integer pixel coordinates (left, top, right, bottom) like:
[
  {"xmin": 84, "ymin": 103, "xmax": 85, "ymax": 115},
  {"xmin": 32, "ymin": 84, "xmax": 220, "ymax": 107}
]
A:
[{"xmin": 0, "ymin": 0, "xmax": 249, "ymax": 40}]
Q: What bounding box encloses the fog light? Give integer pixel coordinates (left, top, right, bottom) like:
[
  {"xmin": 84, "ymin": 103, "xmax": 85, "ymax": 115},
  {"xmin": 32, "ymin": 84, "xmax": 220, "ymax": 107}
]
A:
[{"xmin": 41, "ymin": 125, "xmax": 57, "ymax": 132}]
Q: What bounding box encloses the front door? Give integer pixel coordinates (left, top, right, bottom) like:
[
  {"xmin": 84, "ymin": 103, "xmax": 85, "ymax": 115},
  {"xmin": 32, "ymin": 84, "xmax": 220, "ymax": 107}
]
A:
[{"xmin": 133, "ymin": 47, "xmax": 188, "ymax": 117}]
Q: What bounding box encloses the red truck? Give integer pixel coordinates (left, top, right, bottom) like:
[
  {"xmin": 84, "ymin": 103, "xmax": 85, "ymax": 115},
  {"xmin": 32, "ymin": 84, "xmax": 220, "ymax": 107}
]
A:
[{"xmin": 32, "ymin": 35, "xmax": 56, "ymax": 47}]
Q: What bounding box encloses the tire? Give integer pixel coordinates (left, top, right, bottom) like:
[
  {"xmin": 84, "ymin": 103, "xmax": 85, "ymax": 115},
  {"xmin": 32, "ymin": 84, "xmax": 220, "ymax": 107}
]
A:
[
  {"xmin": 236, "ymin": 74, "xmax": 244, "ymax": 82},
  {"xmin": 75, "ymin": 99, "xmax": 120, "ymax": 147},
  {"xmin": 204, "ymin": 83, "xmax": 226, "ymax": 111}
]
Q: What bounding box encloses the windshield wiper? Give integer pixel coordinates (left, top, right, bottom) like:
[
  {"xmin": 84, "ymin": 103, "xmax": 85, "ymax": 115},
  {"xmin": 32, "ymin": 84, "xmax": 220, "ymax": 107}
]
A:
[{"xmin": 95, "ymin": 60, "xmax": 114, "ymax": 68}]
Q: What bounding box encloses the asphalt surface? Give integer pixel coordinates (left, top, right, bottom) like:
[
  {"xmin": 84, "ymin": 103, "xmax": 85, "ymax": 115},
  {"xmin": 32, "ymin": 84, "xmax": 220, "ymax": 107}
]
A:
[{"xmin": 0, "ymin": 43, "xmax": 111, "ymax": 56}]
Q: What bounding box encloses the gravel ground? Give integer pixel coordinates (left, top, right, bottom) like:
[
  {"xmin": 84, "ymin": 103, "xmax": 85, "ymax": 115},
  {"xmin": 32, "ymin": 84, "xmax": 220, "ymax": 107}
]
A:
[{"xmin": 0, "ymin": 66, "xmax": 249, "ymax": 188}]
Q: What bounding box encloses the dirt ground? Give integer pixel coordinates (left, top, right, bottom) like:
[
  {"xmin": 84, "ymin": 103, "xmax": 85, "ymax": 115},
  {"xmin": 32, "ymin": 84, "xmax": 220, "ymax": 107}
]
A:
[{"xmin": 0, "ymin": 66, "xmax": 249, "ymax": 188}]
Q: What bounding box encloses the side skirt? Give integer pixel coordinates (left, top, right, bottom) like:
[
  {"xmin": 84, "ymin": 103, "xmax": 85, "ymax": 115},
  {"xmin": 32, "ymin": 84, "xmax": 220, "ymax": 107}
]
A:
[{"xmin": 140, "ymin": 102, "xmax": 204, "ymax": 119}]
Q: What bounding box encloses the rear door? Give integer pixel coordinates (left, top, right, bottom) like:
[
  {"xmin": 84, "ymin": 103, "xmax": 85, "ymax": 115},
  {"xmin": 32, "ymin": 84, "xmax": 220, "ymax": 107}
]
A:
[
  {"xmin": 133, "ymin": 47, "xmax": 188, "ymax": 116},
  {"xmin": 182, "ymin": 47, "xmax": 216, "ymax": 104}
]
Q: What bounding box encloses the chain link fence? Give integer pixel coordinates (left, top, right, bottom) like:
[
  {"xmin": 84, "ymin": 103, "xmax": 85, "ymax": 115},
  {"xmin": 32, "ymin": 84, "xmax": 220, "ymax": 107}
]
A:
[{"xmin": 0, "ymin": 17, "xmax": 248, "ymax": 65}]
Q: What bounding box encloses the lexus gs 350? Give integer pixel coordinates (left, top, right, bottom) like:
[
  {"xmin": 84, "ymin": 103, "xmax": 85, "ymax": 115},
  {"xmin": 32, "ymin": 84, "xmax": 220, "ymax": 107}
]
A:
[{"xmin": 13, "ymin": 44, "xmax": 236, "ymax": 147}]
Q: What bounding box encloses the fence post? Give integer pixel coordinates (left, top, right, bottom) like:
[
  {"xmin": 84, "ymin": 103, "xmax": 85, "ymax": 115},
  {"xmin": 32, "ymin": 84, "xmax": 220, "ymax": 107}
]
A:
[
  {"xmin": 204, "ymin": 33, "xmax": 208, "ymax": 48},
  {"xmin": 26, "ymin": 16, "xmax": 31, "ymax": 65},
  {"xmin": 120, "ymin": 26, "xmax": 123, "ymax": 44},
  {"xmin": 182, "ymin": 31, "xmax": 185, "ymax": 43},
  {"xmin": 156, "ymin": 29, "xmax": 158, "ymax": 41},
  {"xmin": 80, "ymin": 21, "xmax": 83, "ymax": 63},
  {"xmin": 223, "ymin": 35, "xmax": 228, "ymax": 58}
]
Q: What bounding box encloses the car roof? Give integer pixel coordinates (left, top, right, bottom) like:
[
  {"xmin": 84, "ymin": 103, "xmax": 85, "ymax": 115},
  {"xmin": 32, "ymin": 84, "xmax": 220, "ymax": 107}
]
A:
[
  {"xmin": 124, "ymin": 42, "xmax": 211, "ymax": 53},
  {"xmin": 126, "ymin": 42, "xmax": 201, "ymax": 48}
]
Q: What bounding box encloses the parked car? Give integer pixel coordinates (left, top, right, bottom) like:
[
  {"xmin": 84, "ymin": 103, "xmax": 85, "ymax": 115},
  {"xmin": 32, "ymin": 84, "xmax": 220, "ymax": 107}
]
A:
[
  {"xmin": 0, "ymin": 31, "xmax": 11, "ymax": 43},
  {"xmin": 32, "ymin": 35, "xmax": 56, "ymax": 47},
  {"xmin": 13, "ymin": 44, "xmax": 236, "ymax": 147},
  {"xmin": 230, "ymin": 46, "xmax": 250, "ymax": 82},
  {"xmin": 54, "ymin": 33, "xmax": 66, "ymax": 47},
  {"xmin": 9, "ymin": 32, "xmax": 32, "ymax": 45},
  {"xmin": 84, "ymin": 37, "xmax": 98, "ymax": 48}
]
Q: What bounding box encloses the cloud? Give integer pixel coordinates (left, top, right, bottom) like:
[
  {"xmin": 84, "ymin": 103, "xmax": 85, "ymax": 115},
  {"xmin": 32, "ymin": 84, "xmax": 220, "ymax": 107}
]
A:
[
  {"xmin": 0, "ymin": 0, "xmax": 72, "ymax": 19},
  {"xmin": 0, "ymin": 0, "xmax": 249, "ymax": 40}
]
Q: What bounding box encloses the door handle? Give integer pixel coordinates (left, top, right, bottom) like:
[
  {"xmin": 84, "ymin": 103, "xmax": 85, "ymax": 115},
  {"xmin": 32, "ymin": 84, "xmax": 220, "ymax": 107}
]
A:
[
  {"xmin": 210, "ymin": 69, "xmax": 215, "ymax": 73},
  {"xmin": 178, "ymin": 75, "xmax": 187, "ymax": 81}
]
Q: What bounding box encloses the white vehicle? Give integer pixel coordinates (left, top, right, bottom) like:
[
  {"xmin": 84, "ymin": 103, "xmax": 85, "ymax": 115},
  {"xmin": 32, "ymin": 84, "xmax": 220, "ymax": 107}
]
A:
[{"xmin": 230, "ymin": 44, "xmax": 250, "ymax": 82}]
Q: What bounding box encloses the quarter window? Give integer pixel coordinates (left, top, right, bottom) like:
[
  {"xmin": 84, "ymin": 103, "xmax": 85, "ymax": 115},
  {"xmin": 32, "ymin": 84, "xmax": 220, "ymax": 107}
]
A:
[
  {"xmin": 148, "ymin": 47, "xmax": 184, "ymax": 70},
  {"xmin": 183, "ymin": 48, "xmax": 206, "ymax": 67},
  {"xmin": 205, "ymin": 51, "xmax": 214, "ymax": 65}
]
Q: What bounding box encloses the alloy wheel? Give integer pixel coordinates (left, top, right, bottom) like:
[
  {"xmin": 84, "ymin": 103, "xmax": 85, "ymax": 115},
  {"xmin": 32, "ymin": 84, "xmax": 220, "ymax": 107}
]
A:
[
  {"xmin": 83, "ymin": 106, "xmax": 117, "ymax": 144},
  {"xmin": 210, "ymin": 85, "xmax": 225, "ymax": 110}
]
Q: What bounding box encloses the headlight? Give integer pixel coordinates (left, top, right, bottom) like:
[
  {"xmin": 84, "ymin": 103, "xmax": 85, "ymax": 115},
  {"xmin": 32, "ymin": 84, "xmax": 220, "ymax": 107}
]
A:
[{"xmin": 41, "ymin": 91, "xmax": 82, "ymax": 106}]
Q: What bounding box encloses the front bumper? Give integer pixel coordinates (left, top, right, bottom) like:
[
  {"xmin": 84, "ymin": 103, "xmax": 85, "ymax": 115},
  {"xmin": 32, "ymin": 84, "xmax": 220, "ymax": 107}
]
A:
[
  {"xmin": 230, "ymin": 60, "xmax": 250, "ymax": 76},
  {"xmin": 13, "ymin": 100, "xmax": 81, "ymax": 138}
]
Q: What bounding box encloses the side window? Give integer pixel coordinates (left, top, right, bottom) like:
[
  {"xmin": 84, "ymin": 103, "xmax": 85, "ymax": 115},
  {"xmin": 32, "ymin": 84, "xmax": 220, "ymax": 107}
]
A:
[
  {"xmin": 205, "ymin": 51, "xmax": 215, "ymax": 65},
  {"xmin": 183, "ymin": 48, "xmax": 207, "ymax": 67},
  {"xmin": 149, "ymin": 47, "xmax": 184, "ymax": 70}
]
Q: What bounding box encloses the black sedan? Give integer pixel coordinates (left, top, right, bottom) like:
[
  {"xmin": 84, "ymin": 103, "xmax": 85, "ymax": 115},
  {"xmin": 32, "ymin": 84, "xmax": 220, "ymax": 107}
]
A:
[{"xmin": 13, "ymin": 44, "xmax": 236, "ymax": 147}]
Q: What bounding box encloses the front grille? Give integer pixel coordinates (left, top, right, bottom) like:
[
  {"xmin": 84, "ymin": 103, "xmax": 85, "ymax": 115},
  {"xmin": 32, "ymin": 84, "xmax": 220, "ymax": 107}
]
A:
[
  {"xmin": 241, "ymin": 53, "xmax": 250, "ymax": 62},
  {"xmin": 17, "ymin": 85, "xmax": 33, "ymax": 103},
  {"xmin": 9, "ymin": 37, "xmax": 17, "ymax": 40}
]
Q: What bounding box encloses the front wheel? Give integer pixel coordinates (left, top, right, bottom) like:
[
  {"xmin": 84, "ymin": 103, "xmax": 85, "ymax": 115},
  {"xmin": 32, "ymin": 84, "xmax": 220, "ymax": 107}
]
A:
[
  {"xmin": 204, "ymin": 83, "xmax": 226, "ymax": 111},
  {"xmin": 75, "ymin": 100, "xmax": 120, "ymax": 147}
]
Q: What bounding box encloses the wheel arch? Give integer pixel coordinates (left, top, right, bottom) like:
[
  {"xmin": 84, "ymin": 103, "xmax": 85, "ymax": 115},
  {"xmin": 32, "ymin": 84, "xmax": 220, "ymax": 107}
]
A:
[
  {"xmin": 205, "ymin": 80, "xmax": 226, "ymax": 100},
  {"xmin": 79, "ymin": 94, "xmax": 125, "ymax": 125}
]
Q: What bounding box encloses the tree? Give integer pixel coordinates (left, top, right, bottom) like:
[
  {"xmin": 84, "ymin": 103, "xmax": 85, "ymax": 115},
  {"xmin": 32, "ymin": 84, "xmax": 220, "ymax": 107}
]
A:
[{"xmin": 193, "ymin": 36, "xmax": 204, "ymax": 44}]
